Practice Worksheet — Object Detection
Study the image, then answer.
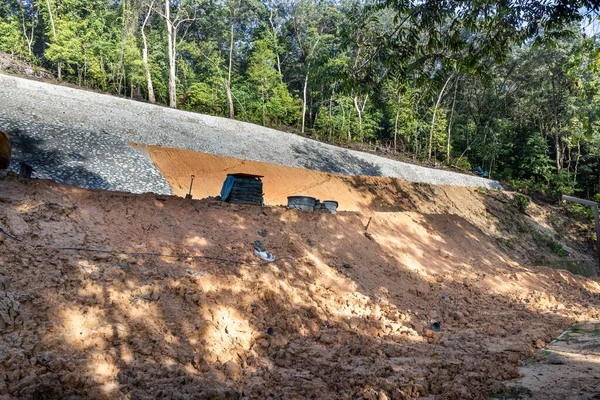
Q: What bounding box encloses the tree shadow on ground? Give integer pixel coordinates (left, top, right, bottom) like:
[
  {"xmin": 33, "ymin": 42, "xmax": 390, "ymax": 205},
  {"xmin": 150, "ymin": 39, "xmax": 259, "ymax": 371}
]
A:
[
  {"xmin": 0, "ymin": 175, "xmax": 599, "ymax": 399},
  {"xmin": 0, "ymin": 116, "xmax": 171, "ymax": 194},
  {"xmin": 291, "ymin": 141, "xmax": 382, "ymax": 177},
  {"xmin": 6, "ymin": 128, "xmax": 112, "ymax": 191}
]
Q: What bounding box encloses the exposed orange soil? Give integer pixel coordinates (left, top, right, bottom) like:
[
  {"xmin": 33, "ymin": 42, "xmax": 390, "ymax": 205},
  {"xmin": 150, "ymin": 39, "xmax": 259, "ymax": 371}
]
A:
[
  {"xmin": 136, "ymin": 143, "xmax": 595, "ymax": 265},
  {"xmin": 0, "ymin": 173, "xmax": 598, "ymax": 399},
  {"xmin": 135, "ymin": 143, "xmax": 473, "ymax": 212}
]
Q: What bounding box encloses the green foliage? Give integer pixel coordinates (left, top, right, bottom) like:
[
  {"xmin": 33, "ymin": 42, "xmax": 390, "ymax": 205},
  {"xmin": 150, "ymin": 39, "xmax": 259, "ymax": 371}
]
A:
[
  {"xmin": 0, "ymin": 17, "xmax": 23, "ymax": 55},
  {"xmin": 45, "ymin": 20, "xmax": 85, "ymax": 74},
  {"xmin": 184, "ymin": 82, "xmax": 226, "ymax": 115},
  {"xmin": 546, "ymin": 239, "xmax": 567, "ymax": 257},
  {"xmin": 266, "ymin": 83, "xmax": 301, "ymax": 126},
  {"xmin": 515, "ymin": 195, "xmax": 529, "ymax": 213},
  {"xmin": 522, "ymin": 132, "xmax": 554, "ymax": 184},
  {"xmin": 549, "ymin": 170, "xmax": 576, "ymax": 199},
  {"xmin": 453, "ymin": 157, "xmax": 471, "ymax": 170}
]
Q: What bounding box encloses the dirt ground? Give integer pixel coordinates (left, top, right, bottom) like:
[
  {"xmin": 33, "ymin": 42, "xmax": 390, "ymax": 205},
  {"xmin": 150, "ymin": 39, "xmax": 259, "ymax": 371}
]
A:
[
  {"xmin": 0, "ymin": 172, "xmax": 599, "ymax": 399},
  {"xmin": 139, "ymin": 143, "xmax": 597, "ymax": 269},
  {"xmin": 506, "ymin": 321, "xmax": 600, "ymax": 399}
]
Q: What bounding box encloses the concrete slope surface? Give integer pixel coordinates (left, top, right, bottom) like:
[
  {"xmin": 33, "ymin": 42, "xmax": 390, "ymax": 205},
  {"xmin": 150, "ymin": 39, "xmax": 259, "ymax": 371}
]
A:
[
  {"xmin": 0, "ymin": 116, "xmax": 171, "ymax": 194},
  {"xmin": 0, "ymin": 74, "xmax": 499, "ymax": 189}
]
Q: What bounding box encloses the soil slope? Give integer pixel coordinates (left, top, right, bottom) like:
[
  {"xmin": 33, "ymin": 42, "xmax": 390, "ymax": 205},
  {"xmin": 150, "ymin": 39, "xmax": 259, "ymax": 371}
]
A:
[{"xmin": 0, "ymin": 173, "xmax": 598, "ymax": 399}]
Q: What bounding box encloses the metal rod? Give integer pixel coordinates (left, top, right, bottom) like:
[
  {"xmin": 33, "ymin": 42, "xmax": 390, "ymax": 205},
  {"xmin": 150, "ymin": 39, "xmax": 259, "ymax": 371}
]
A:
[
  {"xmin": 562, "ymin": 195, "xmax": 598, "ymax": 207},
  {"xmin": 186, "ymin": 175, "xmax": 195, "ymax": 199},
  {"xmin": 188, "ymin": 175, "xmax": 195, "ymax": 196},
  {"xmin": 365, "ymin": 217, "xmax": 372, "ymax": 232}
]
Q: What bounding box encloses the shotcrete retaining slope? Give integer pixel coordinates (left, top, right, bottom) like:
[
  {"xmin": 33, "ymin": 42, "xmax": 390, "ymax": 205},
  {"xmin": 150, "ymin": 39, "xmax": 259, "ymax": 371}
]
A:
[
  {"xmin": 0, "ymin": 116, "xmax": 171, "ymax": 194},
  {"xmin": 0, "ymin": 74, "xmax": 499, "ymax": 189}
]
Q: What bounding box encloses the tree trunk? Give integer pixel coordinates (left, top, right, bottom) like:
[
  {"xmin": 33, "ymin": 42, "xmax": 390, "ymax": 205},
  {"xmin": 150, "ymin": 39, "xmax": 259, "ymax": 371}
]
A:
[
  {"xmin": 269, "ymin": 10, "xmax": 282, "ymax": 81},
  {"xmin": 21, "ymin": 12, "xmax": 34, "ymax": 55},
  {"xmin": 551, "ymin": 74, "xmax": 561, "ymax": 172},
  {"xmin": 446, "ymin": 77, "xmax": 458, "ymax": 164},
  {"xmin": 394, "ymin": 94, "xmax": 401, "ymax": 154},
  {"xmin": 428, "ymin": 75, "xmax": 453, "ymax": 161},
  {"xmin": 165, "ymin": 0, "xmax": 176, "ymax": 108},
  {"xmin": 301, "ymin": 67, "xmax": 309, "ymax": 133},
  {"xmin": 573, "ymin": 140, "xmax": 581, "ymax": 183},
  {"xmin": 142, "ymin": 2, "xmax": 155, "ymax": 103},
  {"xmin": 261, "ymin": 91, "xmax": 266, "ymax": 126},
  {"xmin": 226, "ymin": 19, "xmax": 235, "ymax": 118},
  {"xmin": 353, "ymin": 94, "xmax": 368, "ymax": 142},
  {"xmin": 46, "ymin": 0, "xmax": 60, "ymax": 80},
  {"xmin": 46, "ymin": 0, "xmax": 56, "ymax": 37},
  {"xmin": 328, "ymin": 94, "xmax": 333, "ymax": 141},
  {"xmin": 554, "ymin": 122, "xmax": 561, "ymax": 172},
  {"xmin": 353, "ymin": 95, "xmax": 362, "ymax": 141}
]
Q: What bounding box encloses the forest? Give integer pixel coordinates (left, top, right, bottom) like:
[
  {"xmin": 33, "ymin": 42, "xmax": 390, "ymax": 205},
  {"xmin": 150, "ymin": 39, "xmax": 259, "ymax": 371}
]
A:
[{"xmin": 1, "ymin": 0, "xmax": 600, "ymax": 199}]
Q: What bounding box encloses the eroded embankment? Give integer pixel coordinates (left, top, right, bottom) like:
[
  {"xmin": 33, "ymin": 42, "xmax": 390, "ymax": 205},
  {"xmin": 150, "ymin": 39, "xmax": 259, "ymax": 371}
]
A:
[{"xmin": 0, "ymin": 174, "xmax": 598, "ymax": 399}]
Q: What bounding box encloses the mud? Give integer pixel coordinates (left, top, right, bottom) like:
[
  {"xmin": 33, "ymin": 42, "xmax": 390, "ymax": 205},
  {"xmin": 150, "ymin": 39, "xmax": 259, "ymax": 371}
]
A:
[{"xmin": 0, "ymin": 173, "xmax": 598, "ymax": 399}]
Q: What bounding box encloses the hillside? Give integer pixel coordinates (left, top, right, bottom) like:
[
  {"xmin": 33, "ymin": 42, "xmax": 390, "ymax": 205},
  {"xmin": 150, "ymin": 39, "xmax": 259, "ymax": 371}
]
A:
[
  {"xmin": 0, "ymin": 73, "xmax": 498, "ymax": 193},
  {"xmin": 0, "ymin": 172, "xmax": 598, "ymax": 399}
]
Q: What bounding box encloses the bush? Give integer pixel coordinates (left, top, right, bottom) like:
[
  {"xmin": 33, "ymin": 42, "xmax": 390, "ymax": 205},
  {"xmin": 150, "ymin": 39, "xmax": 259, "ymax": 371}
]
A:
[
  {"xmin": 453, "ymin": 157, "xmax": 471, "ymax": 170},
  {"xmin": 515, "ymin": 195, "xmax": 529, "ymax": 213},
  {"xmin": 506, "ymin": 178, "xmax": 545, "ymax": 195},
  {"xmin": 546, "ymin": 239, "xmax": 567, "ymax": 257},
  {"xmin": 548, "ymin": 169, "xmax": 575, "ymax": 200}
]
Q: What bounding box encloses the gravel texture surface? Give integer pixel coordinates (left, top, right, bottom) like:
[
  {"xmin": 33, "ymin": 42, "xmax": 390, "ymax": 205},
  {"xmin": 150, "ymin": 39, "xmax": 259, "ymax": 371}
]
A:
[
  {"xmin": 0, "ymin": 74, "xmax": 500, "ymax": 190},
  {"xmin": 0, "ymin": 116, "xmax": 171, "ymax": 194}
]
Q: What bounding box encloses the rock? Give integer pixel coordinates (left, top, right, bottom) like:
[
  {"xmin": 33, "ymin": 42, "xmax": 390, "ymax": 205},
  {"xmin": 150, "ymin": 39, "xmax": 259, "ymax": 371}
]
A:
[
  {"xmin": 119, "ymin": 262, "xmax": 130, "ymax": 270},
  {"xmin": 438, "ymin": 249, "xmax": 451, "ymax": 258},
  {"xmin": 270, "ymin": 335, "xmax": 289, "ymax": 350},
  {"xmin": 378, "ymin": 392, "xmax": 389, "ymax": 400},
  {"xmin": 6, "ymin": 214, "xmax": 29, "ymax": 237},
  {"xmin": 223, "ymin": 360, "xmax": 242, "ymax": 380},
  {"xmin": 423, "ymin": 329, "xmax": 440, "ymax": 343},
  {"xmin": 274, "ymin": 350, "xmax": 292, "ymax": 368},
  {"xmin": 348, "ymin": 317, "xmax": 362, "ymax": 329},
  {"xmin": 305, "ymin": 320, "xmax": 319, "ymax": 333},
  {"xmin": 410, "ymin": 321, "xmax": 424, "ymax": 333},
  {"xmin": 0, "ymin": 291, "xmax": 22, "ymax": 330},
  {"xmin": 367, "ymin": 326, "xmax": 379, "ymax": 337},
  {"xmin": 0, "ymin": 276, "xmax": 10, "ymax": 291},
  {"xmin": 59, "ymin": 372, "xmax": 79, "ymax": 387},
  {"xmin": 546, "ymin": 352, "xmax": 566, "ymax": 365}
]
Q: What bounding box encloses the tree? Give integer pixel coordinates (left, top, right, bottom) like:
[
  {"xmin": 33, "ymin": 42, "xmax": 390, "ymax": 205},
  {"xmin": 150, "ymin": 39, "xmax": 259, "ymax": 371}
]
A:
[
  {"xmin": 156, "ymin": 0, "xmax": 197, "ymax": 108},
  {"xmin": 222, "ymin": 0, "xmax": 263, "ymax": 118},
  {"xmin": 141, "ymin": 1, "xmax": 156, "ymax": 103}
]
